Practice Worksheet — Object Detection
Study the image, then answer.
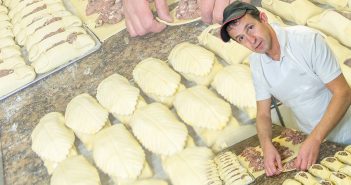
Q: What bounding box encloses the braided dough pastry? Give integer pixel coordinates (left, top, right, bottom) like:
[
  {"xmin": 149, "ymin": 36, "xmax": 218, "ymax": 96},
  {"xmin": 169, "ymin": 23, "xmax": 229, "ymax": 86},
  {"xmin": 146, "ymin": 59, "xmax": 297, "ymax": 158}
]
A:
[
  {"xmin": 307, "ymin": 10, "xmax": 351, "ymax": 47},
  {"xmin": 96, "ymin": 73, "xmax": 145, "ymax": 124},
  {"xmin": 130, "ymin": 103, "xmax": 188, "ymax": 156},
  {"xmin": 168, "ymin": 42, "xmax": 222, "ymax": 86},
  {"xmin": 162, "ymin": 147, "xmax": 214, "ymax": 185},
  {"xmin": 308, "ymin": 164, "xmax": 332, "ymax": 180},
  {"xmin": 197, "ymin": 24, "xmax": 252, "ymax": 65},
  {"xmin": 173, "ymin": 85, "xmax": 231, "ymax": 130},
  {"xmin": 261, "ymin": 0, "xmax": 323, "ymax": 25},
  {"xmin": 93, "ymin": 124, "xmax": 145, "ymax": 180},
  {"xmin": 321, "ymin": 157, "xmax": 345, "ymax": 171},
  {"xmin": 31, "ymin": 33, "xmax": 95, "ymax": 74},
  {"xmin": 51, "ymin": 155, "xmax": 101, "ymax": 185}
]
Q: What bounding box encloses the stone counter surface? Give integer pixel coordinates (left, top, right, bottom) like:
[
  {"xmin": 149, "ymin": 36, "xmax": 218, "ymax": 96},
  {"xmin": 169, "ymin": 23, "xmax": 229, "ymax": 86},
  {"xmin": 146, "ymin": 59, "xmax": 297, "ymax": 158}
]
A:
[{"xmin": 0, "ymin": 22, "xmax": 206, "ymax": 185}]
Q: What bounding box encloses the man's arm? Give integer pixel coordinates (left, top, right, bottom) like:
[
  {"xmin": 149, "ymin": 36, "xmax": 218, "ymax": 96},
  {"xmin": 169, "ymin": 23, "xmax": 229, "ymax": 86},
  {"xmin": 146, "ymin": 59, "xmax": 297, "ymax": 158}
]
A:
[
  {"xmin": 295, "ymin": 74, "xmax": 351, "ymax": 170},
  {"xmin": 256, "ymin": 98, "xmax": 283, "ymax": 176}
]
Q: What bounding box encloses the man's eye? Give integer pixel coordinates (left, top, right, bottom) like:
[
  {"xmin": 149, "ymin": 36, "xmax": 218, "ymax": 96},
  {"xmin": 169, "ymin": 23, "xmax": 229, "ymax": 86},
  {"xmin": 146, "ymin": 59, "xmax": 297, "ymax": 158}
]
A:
[
  {"xmin": 238, "ymin": 36, "xmax": 244, "ymax": 42},
  {"xmin": 249, "ymin": 25, "xmax": 254, "ymax": 30}
]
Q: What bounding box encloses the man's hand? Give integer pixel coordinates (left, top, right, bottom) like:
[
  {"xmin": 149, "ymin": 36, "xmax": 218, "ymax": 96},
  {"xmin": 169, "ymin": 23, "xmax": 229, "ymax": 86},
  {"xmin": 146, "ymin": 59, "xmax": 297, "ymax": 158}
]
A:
[
  {"xmin": 263, "ymin": 142, "xmax": 283, "ymax": 176},
  {"xmin": 197, "ymin": 0, "xmax": 252, "ymax": 24},
  {"xmin": 295, "ymin": 136, "xmax": 321, "ymax": 171},
  {"xmin": 123, "ymin": 0, "xmax": 172, "ymax": 37}
]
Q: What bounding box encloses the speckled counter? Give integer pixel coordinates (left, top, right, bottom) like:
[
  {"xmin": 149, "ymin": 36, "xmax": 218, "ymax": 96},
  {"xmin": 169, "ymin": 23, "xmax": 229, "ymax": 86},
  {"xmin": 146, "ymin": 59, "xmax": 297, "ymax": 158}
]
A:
[{"xmin": 0, "ymin": 21, "xmax": 207, "ymax": 185}]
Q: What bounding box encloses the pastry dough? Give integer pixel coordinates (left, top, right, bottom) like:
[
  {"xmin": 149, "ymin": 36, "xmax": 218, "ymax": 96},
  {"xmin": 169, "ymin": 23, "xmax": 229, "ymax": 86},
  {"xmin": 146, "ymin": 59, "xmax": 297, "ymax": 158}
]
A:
[
  {"xmin": 43, "ymin": 145, "xmax": 77, "ymax": 174},
  {"xmin": 330, "ymin": 172, "xmax": 351, "ymax": 185},
  {"xmin": 307, "ymin": 10, "xmax": 351, "ymax": 48},
  {"xmin": 211, "ymin": 64, "xmax": 256, "ymax": 108},
  {"xmin": 0, "ymin": 56, "xmax": 26, "ymax": 67},
  {"xmin": 282, "ymin": 179, "xmax": 302, "ymax": 185},
  {"xmin": 28, "ymin": 26, "xmax": 86, "ymax": 62},
  {"xmin": 339, "ymin": 165, "xmax": 351, "ymax": 176},
  {"xmin": 93, "ymin": 124, "xmax": 145, "ymax": 180},
  {"xmin": 0, "ymin": 21, "xmax": 12, "ymax": 31},
  {"xmin": 0, "ymin": 26, "xmax": 14, "ymax": 39},
  {"xmin": 310, "ymin": 0, "xmax": 350, "ymax": 11},
  {"xmin": 197, "ymin": 24, "xmax": 252, "ymax": 65},
  {"xmin": 335, "ymin": 151, "xmax": 351, "ymax": 165},
  {"xmin": 145, "ymin": 84, "xmax": 185, "ymax": 108},
  {"xmin": 24, "ymin": 15, "xmax": 82, "ymax": 49},
  {"xmin": 257, "ymin": 7, "xmax": 287, "ymax": 26},
  {"xmin": 51, "ymin": 155, "xmax": 101, "ymax": 185},
  {"xmin": 308, "ymin": 164, "xmax": 332, "ymax": 180},
  {"xmin": 130, "ymin": 103, "xmax": 188, "ymax": 156},
  {"xmin": 261, "ymin": 0, "xmax": 323, "ymax": 25},
  {"xmin": 0, "ymin": 36, "xmax": 16, "ymax": 48},
  {"xmin": 131, "ymin": 179, "xmax": 168, "ymax": 185},
  {"xmin": 162, "ymin": 147, "xmax": 214, "ymax": 185},
  {"xmin": 321, "ymin": 157, "xmax": 345, "ymax": 171},
  {"xmin": 114, "ymin": 96, "xmax": 147, "ymax": 125},
  {"xmin": 0, "ymin": 13, "xmax": 10, "ymax": 22},
  {"xmin": 65, "ymin": 93, "xmax": 108, "ymax": 134},
  {"xmin": 0, "ymin": 5, "xmax": 7, "ymax": 14},
  {"xmin": 74, "ymin": 120, "xmax": 111, "ymax": 150},
  {"xmin": 96, "ymin": 73, "xmax": 141, "ymax": 121},
  {"xmin": 204, "ymin": 160, "xmax": 222, "ymax": 185},
  {"xmin": 0, "ymin": 45, "xmax": 21, "ymax": 60},
  {"xmin": 294, "ymin": 171, "xmax": 318, "ymax": 185},
  {"xmin": 8, "ymin": 0, "xmax": 61, "ymax": 19},
  {"xmin": 324, "ymin": 36, "xmax": 351, "ymax": 86},
  {"xmin": 0, "ymin": 64, "xmax": 36, "ymax": 97},
  {"xmin": 156, "ymin": 6, "xmax": 200, "ymax": 26},
  {"xmin": 31, "ymin": 33, "xmax": 95, "ymax": 74},
  {"xmin": 133, "ymin": 57, "xmax": 181, "ymax": 97},
  {"xmin": 181, "ymin": 60, "xmax": 223, "ymax": 86},
  {"xmin": 13, "ymin": 10, "xmax": 72, "ymax": 37},
  {"xmin": 173, "ymin": 85, "xmax": 231, "ymax": 130},
  {"xmin": 346, "ymin": 145, "xmax": 351, "ymax": 153},
  {"xmin": 316, "ymin": 180, "xmax": 334, "ymax": 185},
  {"xmin": 31, "ymin": 112, "xmax": 75, "ymax": 162}
]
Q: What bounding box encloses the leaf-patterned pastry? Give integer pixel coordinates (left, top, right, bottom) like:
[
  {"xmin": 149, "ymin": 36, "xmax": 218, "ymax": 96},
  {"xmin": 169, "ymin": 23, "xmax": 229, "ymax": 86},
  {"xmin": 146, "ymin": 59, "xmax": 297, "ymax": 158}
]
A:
[
  {"xmin": 31, "ymin": 112, "xmax": 75, "ymax": 162},
  {"xmin": 197, "ymin": 24, "xmax": 252, "ymax": 65},
  {"xmin": 294, "ymin": 171, "xmax": 318, "ymax": 185},
  {"xmin": 43, "ymin": 146, "xmax": 77, "ymax": 174},
  {"xmin": 307, "ymin": 10, "xmax": 351, "ymax": 47},
  {"xmin": 96, "ymin": 73, "xmax": 141, "ymax": 117},
  {"xmin": 261, "ymin": 0, "xmax": 323, "ymax": 25},
  {"xmin": 133, "ymin": 57, "xmax": 181, "ymax": 97},
  {"xmin": 173, "ymin": 85, "xmax": 231, "ymax": 130},
  {"xmin": 65, "ymin": 93, "xmax": 108, "ymax": 134},
  {"xmin": 93, "ymin": 124, "xmax": 145, "ymax": 179},
  {"xmin": 130, "ymin": 103, "xmax": 188, "ymax": 156},
  {"xmin": 335, "ymin": 151, "xmax": 351, "ymax": 165},
  {"xmin": 321, "ymin": 157, "xmax": 345, "ymax": 172},
  {"xmin": 51, "ymin": 155, "xmax": 101, "ymax": 185},
  {"xmin": 308, "ymin": 164, "xmax": 332, "ymax": 180},
  {"xmin": 162, "ymin": 147, "xmax": 214, "ymax": 185},
  {"xmin": 146, "ymin": 84, "xmax": 186, "ymax": 107},
  {"xmin": 211, "ymin": 64, "xmax": 256, "ymax": 108}
]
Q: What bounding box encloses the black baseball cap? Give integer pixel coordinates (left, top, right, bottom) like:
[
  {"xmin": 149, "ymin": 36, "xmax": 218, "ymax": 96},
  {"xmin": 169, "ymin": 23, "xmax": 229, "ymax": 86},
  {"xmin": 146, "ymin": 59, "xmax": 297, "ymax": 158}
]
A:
[{"xmin": 220, "ymin": 1, "xmax": 259, "ymax": 42}]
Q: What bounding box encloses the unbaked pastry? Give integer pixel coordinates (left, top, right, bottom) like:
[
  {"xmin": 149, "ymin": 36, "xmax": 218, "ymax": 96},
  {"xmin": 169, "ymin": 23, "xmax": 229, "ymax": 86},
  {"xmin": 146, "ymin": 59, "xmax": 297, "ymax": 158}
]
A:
[
  {"xmin": 173, "ymin": 85, "xmax": 231, "ymax": 130},
  {"xmin": 211, "ymin": 64, "xmax": 256, "ymax": 108},
  {"xmin": 111, "ymin": 161, "xmax": 154, "ymax": 185},
  {"xmin": 74, "ymin": 120, "xmax": 111, "ymax": 150},
  {"xmin": 65, "ymin": 93, "xmax": 108, "ymax": 134},
  {"xmin": 0, "ymin": 36, "xmax": 16, "ymax": 48},
  {"xmin": 130, "ymin": 103, "xmax": 188, "ymax": 156},
  {"xmin": 145, "ymin": 84, "xmax": 185, "ymax": 108},
  {"xmin": 197, "ymin": 24, "xmax": 252, "ymax": 65},
  {"xmin": 24, "ymin": 15, "xmax": 82, "ymax": 49},
  {"xmin": 339, "ymin": 165, "xmax": 351, "ymax": 176},
  {"xmin": 8, "ymin": 0, "xmax": 61, "ymax": 18},
  {"xmin": 316, "ymin": 180, "xmax": 334, "ymax": 185},
  {"xmin": 346, "ymin": 145, "xmax": 351, "ymax": 153},
  {"xmin": 283, "ymin": 179, "xmax": 302, "ymax": 185},
  {"xmin": 307, "ymin": 10, "xmax": 351, "ymax": 47},
  {"xmin": 0, "ymin": 13, "xmax": 10, "ymax": 22},
  {"xmin": 261, "ymin": 0, "xmax": 323, "ymax": 25},
  {"xmin": 310, "ymin": 0, "xmax": 350, "ymax": 11},
  {"xmin": 0, "ymin": 56, "xmax": 26, "ymax": 67},
  {"xmin": 168, "ymin": 42, "xmax": 222, "ymax": 86},
  {"xmin": 0, "ymin": 26, "xmax": 14, "ymax": 39},
  {"xmin": 204, "ymin": 159, "xmax": 222, "ymax": 185},
  {"xmin": 257, "ymin": 7, "xmax": 286, "ymax": 26},
  {"xmin": 321, "ymin": 157, "xmax": 345, "ymax": 171},
  {"xmin": 0, "ymin": 64, "xmax": 36, "ymax": 97},
  {"xmin": 156, "ymin": 6, "xmax": 200, "ymax": 26},
  {"xmin": 96, "ymin": 73, "xmax": 143, "ymax": 124},
  {"xmin": 0, "ymin": 45, "xmax": 21, "ymax": 60},
  {"xmin": 131, "ymin": 179, "xmax": 168, "ymax": 185},
  {"xmin": 335, "ymin": 151, "xmax": 351, "ymax": 165},
  {"xmin": 31, "ymin": 112, "xmax": 75, "ymax": 162},
  {"xmin": 31, "ymin": 33, "xmax": 95, "ymax": 74},
  {"xmin": 43, "ymin": 146, "xmax": 77, "ymax": 174},
  {"xmin": 0, "ymin": 5, "xmax": 7, "ymax": 14},
  {"xmin": 294, "ymin": 171, "xmax": 318, "ymax": 185},
  {"xmin": 93, "ymin": 124, "xmax": 145, "ymax": 180},
  {"xmin": 330, "ymin": 172, "xmax": 351, "ymax": 185},
  {"xmin": 50, "ymin": 155, "xmax": 101, "ymax": 185},
  {"xmin": 308, "ymin": 164, "xmax": 332, "ymax": 180},
  {"xmin": 162, "ymin": 147, "xmax": 214, "ymax": 185}
]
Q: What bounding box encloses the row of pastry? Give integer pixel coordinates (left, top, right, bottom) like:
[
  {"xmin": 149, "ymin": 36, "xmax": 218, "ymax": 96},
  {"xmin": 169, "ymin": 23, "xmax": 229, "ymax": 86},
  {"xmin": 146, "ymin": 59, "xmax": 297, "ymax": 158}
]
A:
[
  {"xmin": 0, "ymin": 3, "xmax": 36, "ymax": 97},
  {"xmin": 283, "ymin": 146, "xmax": 351, "ymax": 185}
]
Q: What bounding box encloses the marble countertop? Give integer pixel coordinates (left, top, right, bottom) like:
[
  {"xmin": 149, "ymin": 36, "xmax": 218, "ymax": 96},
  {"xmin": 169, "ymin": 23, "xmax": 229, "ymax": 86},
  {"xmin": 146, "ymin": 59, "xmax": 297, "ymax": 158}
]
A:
[{"xmin": 0, "ymin": 21, "xmax": 207, "ymax": 185}]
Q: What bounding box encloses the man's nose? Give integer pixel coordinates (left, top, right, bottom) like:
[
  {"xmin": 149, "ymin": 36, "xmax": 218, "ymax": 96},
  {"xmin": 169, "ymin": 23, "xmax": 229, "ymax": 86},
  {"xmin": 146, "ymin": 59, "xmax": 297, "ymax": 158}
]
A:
[{"xmin": 246, "ymin": 34, "xmax": 256, "ymax": 44}]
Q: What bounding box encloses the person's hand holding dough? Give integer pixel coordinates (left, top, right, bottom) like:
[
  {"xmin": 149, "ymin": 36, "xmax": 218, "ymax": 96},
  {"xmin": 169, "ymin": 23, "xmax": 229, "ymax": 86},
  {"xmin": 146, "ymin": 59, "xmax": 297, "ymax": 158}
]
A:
[{"xmin": 123, "ymin": 0, "xmax": 173, "ymax": 37}]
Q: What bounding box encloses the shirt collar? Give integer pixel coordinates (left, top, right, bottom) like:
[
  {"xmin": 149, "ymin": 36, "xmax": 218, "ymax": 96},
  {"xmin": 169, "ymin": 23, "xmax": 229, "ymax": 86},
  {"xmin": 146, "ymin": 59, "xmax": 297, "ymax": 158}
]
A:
[{"xmin": 262, "ymin": 23, "xmax": 287, "ymax": 64}]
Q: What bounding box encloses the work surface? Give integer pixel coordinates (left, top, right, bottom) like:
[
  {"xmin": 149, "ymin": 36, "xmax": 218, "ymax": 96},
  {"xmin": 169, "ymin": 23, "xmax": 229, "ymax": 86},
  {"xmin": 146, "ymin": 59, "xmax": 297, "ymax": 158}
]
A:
[{"xmin": 225, "ymin": 124, "xmax": 345, "ymax": 185}]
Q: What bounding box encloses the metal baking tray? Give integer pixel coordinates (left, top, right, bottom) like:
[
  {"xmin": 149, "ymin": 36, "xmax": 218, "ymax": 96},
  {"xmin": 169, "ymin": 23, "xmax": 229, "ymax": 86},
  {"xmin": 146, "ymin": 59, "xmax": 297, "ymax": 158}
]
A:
[{"xmin": 0, "ymin": 25, "xmax": 102, "ymax": 101}]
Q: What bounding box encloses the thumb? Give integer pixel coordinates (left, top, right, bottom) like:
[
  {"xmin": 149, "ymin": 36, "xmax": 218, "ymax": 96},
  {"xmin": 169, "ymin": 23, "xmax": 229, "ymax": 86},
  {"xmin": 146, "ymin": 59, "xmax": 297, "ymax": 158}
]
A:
[
  {"xmin": 154, "ymin": 0, "xmax": 173, "ymax": 22},
  {"xmin": 275, "ymin": 154, "xmax": 283, "ymax": 171},
  {"xmin": 149, "ymin": 19, "xmax": 167, "ymax": 33}
]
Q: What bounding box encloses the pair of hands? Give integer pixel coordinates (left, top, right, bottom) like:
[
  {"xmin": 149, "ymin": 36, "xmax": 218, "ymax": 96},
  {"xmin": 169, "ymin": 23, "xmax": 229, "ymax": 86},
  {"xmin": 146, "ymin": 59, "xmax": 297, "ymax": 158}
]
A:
[
  {"xmin": 263, "ymin": 136, "xmax": 321, "ymax": 176},
  {"xmin": 123, "ymin": 0, "xmax": 246, "ymax": 37}
]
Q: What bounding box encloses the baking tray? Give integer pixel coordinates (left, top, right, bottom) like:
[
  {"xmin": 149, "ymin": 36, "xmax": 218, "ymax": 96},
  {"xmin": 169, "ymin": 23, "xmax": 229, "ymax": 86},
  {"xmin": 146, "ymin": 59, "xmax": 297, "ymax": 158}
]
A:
[{"xmin": 0, "ymin": 24, "xmax": 102, "ymax": 101}]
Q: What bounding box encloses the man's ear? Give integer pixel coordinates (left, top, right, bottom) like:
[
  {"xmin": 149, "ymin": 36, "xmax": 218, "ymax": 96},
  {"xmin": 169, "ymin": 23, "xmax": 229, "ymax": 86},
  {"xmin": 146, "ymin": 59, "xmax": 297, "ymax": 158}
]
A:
[{"xmin": 259, "ymin": 12, "xmax": 268, "ymax": 23}]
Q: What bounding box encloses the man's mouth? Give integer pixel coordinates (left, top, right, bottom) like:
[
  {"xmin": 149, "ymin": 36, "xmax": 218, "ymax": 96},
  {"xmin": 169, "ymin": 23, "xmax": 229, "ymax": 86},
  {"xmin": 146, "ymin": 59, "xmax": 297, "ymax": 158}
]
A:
[{"xmin": 255, "ymin": 41, "xmax": 262, "ymax": 50}]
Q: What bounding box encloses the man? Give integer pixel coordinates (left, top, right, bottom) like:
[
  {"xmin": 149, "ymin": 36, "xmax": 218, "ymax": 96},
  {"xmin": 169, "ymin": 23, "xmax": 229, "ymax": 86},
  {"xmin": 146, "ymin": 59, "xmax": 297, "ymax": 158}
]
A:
[
  {"xmin": 122, "ymin": 0, "xmax": 251, "ymax": 37},
  {"xmin": 220, "ymin": 1, "xmax": 351, "ymax": 176}
]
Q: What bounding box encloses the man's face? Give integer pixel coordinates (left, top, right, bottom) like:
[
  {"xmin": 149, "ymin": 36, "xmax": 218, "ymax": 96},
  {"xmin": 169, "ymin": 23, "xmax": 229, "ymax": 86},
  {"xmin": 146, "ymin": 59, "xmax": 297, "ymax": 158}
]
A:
[{"xmin": 227, "ymin": 13, "xmax": 271, "ymax": 53}]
